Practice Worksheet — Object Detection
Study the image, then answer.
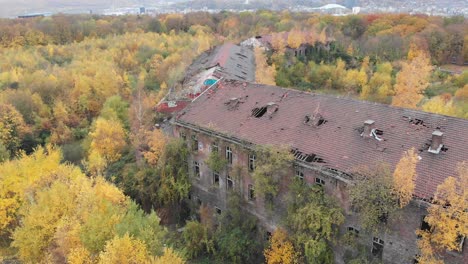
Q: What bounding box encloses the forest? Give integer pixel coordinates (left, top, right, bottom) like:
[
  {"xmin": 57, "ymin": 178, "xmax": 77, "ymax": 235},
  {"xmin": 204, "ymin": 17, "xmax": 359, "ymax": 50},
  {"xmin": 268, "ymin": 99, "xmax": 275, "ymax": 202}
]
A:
[{"xmin": 0, "ymin": 11, "xmax": 467, "ymax": 264}]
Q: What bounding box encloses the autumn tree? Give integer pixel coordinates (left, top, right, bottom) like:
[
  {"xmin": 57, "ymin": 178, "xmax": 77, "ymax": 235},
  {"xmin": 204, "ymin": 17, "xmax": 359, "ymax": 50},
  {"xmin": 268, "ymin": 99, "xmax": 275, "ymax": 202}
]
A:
[
  {"xmin": 271, "ymin": 33, "xmax": 287, "ymax": 54},
  {"xmin": 392, "ymin": 52, "xmax": 432, "ymax": 109},
  {"xmin": 98, "ymin": 234, "xmax": 150, "ymax": 264},
  {"xmin": 393, "ymin": 148, "xmax": 419, "ymax": 207},
  {"xmin": 349, "ymin": 163, "xmax": 399, "ymax": 233},
  {"xmin": 264, "ymin": 228, "xmax": 299, "ymax": 264},
  {"xmin": 417, "ymin": 162, "xmax": 467, "ymax": 262},
  {"xmin": 0, "ymin": 103, "xmax": 27, "ymax": 154},
  {"xmin": 153, "ymin": 248, "xmax": 185, "ymax": 264},
  {"xmin": 142, "ymin": 129, "xmax": 167, "ymax": 166},
  {"xmin": 255, "ymin": 47, "xmax": 277, "ymax": 85},
  {"xmin": 287, "ymin": 30, "xmax": 305, "ymax": 49}
]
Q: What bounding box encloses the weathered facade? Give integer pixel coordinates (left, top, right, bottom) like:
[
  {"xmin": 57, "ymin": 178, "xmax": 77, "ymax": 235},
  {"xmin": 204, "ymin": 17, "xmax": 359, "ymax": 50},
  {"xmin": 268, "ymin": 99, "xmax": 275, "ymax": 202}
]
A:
[{"xmin": 172, "ymin": 80, "xmax": 467, "ymax": 264}]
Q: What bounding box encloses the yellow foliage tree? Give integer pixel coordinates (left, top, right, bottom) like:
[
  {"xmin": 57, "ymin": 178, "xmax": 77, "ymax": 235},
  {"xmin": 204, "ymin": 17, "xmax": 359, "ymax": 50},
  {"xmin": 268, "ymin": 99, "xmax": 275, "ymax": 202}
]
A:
[
  {"xmin": 143, "ymin": 129, "xmax": 167, "ymax": 166},
  {"xmin": 422, "ymin": 96, "xmax": 456, "ymax": 117},
  {"xmin": 89, "ymin": 117, "xmax": 127, "ymax": 163},
  {"xmin": 393, "ymin": 147, "xmax": 419, "ymax": 208},
  {"xmin": 287, "ymin": 30, "xmax": 305, "ymax": 49},
  {"xmin": 0, "ymin": 103, "xmax": 27, "ymax": 153},
  {"xmin": 418, "ymin": 162, "xmax": 468, "ymax": 261},
  {"xmin": 153, "ymin": 247, "xmax": 185, "ymax": 264},
  {"xmin": 254, "ymin": 47, "xmax": 277, "ymax": 86},
  {"xmin": 98, "ymin": 234, "xmax": 150, "ymax": 264},
  {"xmin": 392, "ymin": 53, "xmax": 432, "ymax": 109},
  {"xmin": 271, "ymin": 33, "xmax": 287, "ymax": 54},
  {"xmin": 264, "ymin": 228, "xmax": 298, "ymax": 264}
]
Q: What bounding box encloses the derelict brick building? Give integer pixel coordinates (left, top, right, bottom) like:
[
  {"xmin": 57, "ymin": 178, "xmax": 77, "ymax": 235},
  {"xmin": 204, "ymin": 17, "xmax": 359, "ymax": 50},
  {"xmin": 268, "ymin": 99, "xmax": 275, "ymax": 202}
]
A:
[{"xmin": 172, "ymin": 79, "xmax": 467, "ymax": 264}]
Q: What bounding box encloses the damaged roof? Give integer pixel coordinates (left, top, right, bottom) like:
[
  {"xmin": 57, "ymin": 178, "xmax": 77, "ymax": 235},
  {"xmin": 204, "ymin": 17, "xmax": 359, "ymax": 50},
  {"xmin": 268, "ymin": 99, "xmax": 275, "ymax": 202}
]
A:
[
  {"xmin": 184, "ymin": 43, "xmax": 255, "ymax": 83},
  {"xmin": 176, "ymin": 80, "xmax": 468, "ymax": 199}
]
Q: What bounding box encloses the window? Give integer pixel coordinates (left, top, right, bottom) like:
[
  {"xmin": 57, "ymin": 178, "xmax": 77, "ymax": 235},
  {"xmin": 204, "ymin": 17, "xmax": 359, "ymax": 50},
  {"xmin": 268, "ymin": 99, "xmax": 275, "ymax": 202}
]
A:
[
  {"xmin": 372, "ymin": 237, "xmax": 384, "ymax": 259},
  {"xmin": 226, "ymin": 146, "xmax": 233, "ymax": 164},
  {"xmin": 266, "ymin": 231, "xmax": 272, "ymax": 241},
  {"xmin": 212, "ymin": 142, "xmax": 218, "ymax": 153},
  {"xmin": 215, "ymin": 207, "xmax": 222, "ymax": 215},
  {"xmin": 226, "ymin": 175, "xmax": 234, "ymax": 190},
  {"xmin": 248, "ymin": 154, "xmax": 256, "ymax": 172},
  {"xmin": 347, "ymin": 227, "xmax": 360, "ymax": 236},
  {"xmin": 248, "ymin": 184, "xmax": 255, "ymax": 201},
  {"xmin": 213, "ymin": 171, "xmax": 220, "ymax": 186},
  {"xmin": 191, "ymin": 134, "xmax": 198, "ymax": 151},
  {"xmin": 194, "ymin": 196, "xmax": 202, "ymax": 206},
  {"xmin": 180, "ymin": 132, "xmax": 186, "ymax": 141},
  {"xmin": 295, "ymin": 168, "xmax": 304, "ymax": 181},
  {"xmin": 193, "ymin": 161, "xmax": 200, "ymax": 178},
  {"xmin": 315, "ymin": 177, "xmax": 325, "ymax": 185}
]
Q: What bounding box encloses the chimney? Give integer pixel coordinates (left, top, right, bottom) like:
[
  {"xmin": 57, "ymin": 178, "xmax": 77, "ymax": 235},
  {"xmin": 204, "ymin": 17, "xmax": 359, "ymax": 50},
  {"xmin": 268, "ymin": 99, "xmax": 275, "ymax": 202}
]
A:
[
  {"xmin": 428, "ymin": 130, "xmax": 443, "ymax": 154},
  {"xmin": 362, "ymin": 120, "xmax": 375, "ymax": 138}
]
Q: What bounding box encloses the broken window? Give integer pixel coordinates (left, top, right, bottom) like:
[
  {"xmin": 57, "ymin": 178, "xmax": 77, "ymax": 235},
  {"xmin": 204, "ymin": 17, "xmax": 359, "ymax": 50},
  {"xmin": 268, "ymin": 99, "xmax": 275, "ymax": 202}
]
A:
[
  {"xmin": 180, "ymin": 132, "xmax": 186, "ymax": 141},
  {"xmin": 212, "ymin": 142, "xmax": 218, "ymax": 153},
  {"xmin": 248, "ymin": 184, "xmax": 255, "ymax": 201},
  {"xmin": 372, "ymin": 237, "xmax": 384, "ymax": 259},
  {"xmin": 215, "ymin": 207, "xmax": 222, "ymax": 215},
  {"xmin": 248, "ymin": 154, "xmax": 256, "ymax": 172},
  {"xmin": 191, "ymin": 135, "xmax": 199, "ymax": 151},
  {"xmin": 226, "ymin": 175, "xmax": 234, "ymax": 190},
  {"xmin": 252, "ymin": 106, "xmax": 267, "ymax": 118},
  {"xmin": 347, "ymin": 226, "xmax": 360, "ymax": 237},
  {"xmin": 266, "ymin": 231, "xmax": 272, "ymax": 241},
  {"xmin": 295, "ymin": 168, "xmax": 304, "ymax": 181},
  {"xmin": 193, "ymin": 161, "xmax": 200, "ymax": 178},
  {"xmin": 315, "ymin": 177, "xmax": 325, "ymax": 186},
  {"xmin": 226, "ymin": 146, "xmax": 233, "ymax": 164},
  {"xmin": 213, "ymin": 171, "xmax": 220, "ymax": 186}
]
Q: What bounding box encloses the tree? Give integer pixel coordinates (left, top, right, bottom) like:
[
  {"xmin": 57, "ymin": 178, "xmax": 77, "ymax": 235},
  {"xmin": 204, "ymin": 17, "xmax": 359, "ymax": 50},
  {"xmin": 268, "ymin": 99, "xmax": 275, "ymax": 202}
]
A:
[
  {"xmin": 153, "ymin": 248, "xmax": 185, "ymax": 264},
  {"xmin": 286, "ymin": 181, "xmax": 344, "ymax": 264},
  {"xmin": 271, "ymin": 33, "xmax": 287, "ymax": 54},
  {"xmin": 255, "ymin": 47, "xmax": 277, "ymax": 85},
  {"xmin": 392, "ymin": 53, "xmax": 432, "ymax": 109},
  {"xmin": 349, "ymin": 163, "xmax": 399, "ymax": 233},
  {"xmin": 252, "ymin": 145, "xmax": 294, "ymax": 207},
  {"xmin": 142, "ymin": 129, "xmax": 167, "ymax": 167},
  {"xmin": 88, "ymin": 117, "xmax": 127, "ymax": 164},
  {"xmin": 156, "ymin": 139, "xmax": 190, "ymax": 206},
  {"xmin": 98, "ymin": 234, "xmax": 150, "ymax": 264},
  {"xmin": 417, "ymin": 162, "xmax": 467, "ymax": 261},
  {"xmin": 264, "ymin": 228, "xmax": 298, "ymax": 264},
  {"xmin": 287, "ymin": 30, "xmax": 305, "ymax": 49},
  {"xmin": 183, "ymin": 220, "xmax": 213, "ymax": 259},
  {"xmin": 0, "ymin": 103, "xmax": 27, "ymax": 154},
  {"xmin": 393, "ymin": 148, "xmax": 419, "ymax": 207}
]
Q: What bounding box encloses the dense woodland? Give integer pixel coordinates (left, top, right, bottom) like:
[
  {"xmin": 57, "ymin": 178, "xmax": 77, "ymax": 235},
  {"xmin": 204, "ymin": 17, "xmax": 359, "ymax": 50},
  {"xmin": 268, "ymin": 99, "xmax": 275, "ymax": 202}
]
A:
[{"xmin": 0, "ymin": 11, "xmax": 467, "ymax": 264}]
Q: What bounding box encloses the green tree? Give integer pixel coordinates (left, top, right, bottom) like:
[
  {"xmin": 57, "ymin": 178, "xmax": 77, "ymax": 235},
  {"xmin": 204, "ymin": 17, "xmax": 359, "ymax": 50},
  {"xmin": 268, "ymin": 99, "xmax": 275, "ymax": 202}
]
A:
[
  {"xmin": 286, "ymin": 180, "xmax": 344, "ymax": 264},
  {"xmin": 349, "ymin": 163, "xmax": 399, "ymax": 233}
]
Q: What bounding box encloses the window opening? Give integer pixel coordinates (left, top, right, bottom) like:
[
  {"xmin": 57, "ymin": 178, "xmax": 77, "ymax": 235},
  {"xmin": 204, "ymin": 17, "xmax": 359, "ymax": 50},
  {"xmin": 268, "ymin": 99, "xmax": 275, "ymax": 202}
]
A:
[
  {"xmin": 226, "ymin": 146, "xmax": 233, "ymax": 164},
  {"xmin": 191, "ymin": 135, "xmax": 199, "ymax": 151},
  {"xmin": 248, "ymin": 184, "xmax": 255, "ymax": 201},
  {"xmin": 226, "ymin": 175, "xmax": 234, "ymax": 190},
  {"xmin": 266, "ymin": 231, "xmax": 272, "ymax": 241},
  {"xmin": 249, "ymin": 154, "xmax": 256, "ymax": 172},
  {"xmin": 372, "ymin": 237, "xmax": 384, "ymax": 259},
  {"xmin": 420, "ymin": 216, "xmax": 431, "ymax": 232},
  {"xmin": 212, "ymin": 142, "xmax": 218, "ymax": 153},
  {"xmin": 193, "ymin": 161, "xmax": 200, "ymax": 178},
  {"xmin": 180, "ymin": 132, "xmax": 186, "ymax": 141},
  {"xmin": 347, "ymin": 227, "xmax": 360, "ymax": 236},
  {"xmin": 215, "ymin": 207, "xmax": 222, "ymax": 215},
  {"xmin": 315, "ymin": 177, "xmax": 325, "ymax": 185},
  {"xmin": 252, "ymin": 107, "xmax": 267, "ymax": 118},
  {"xmin": 295, "ymin": 168, "xmax": 304, "ymax": 181},
  {"xmin": 213, "ymin": 171, "xmax": 220, "ymax": 186}
]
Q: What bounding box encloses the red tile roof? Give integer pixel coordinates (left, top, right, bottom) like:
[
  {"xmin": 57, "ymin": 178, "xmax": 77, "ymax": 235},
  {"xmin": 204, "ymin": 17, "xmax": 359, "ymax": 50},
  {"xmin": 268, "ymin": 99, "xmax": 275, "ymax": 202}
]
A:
[{"xmin": 176, "ymin": 80, "xmax": 468, "ymax": 199}]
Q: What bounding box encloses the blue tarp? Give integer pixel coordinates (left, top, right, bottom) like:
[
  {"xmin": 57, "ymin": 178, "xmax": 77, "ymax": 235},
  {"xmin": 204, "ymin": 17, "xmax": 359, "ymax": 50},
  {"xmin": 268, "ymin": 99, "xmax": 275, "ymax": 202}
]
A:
[{"xmin": 203, "ymin": 79, "xmax": 217, "ymax": 86}]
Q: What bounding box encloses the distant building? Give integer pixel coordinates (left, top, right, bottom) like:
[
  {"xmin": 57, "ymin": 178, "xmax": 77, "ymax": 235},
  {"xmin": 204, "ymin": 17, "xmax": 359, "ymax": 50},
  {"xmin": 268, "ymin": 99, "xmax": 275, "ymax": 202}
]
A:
[{"xmin": 18, "ymin": 13, "xmax": 47, "ymax": 19}]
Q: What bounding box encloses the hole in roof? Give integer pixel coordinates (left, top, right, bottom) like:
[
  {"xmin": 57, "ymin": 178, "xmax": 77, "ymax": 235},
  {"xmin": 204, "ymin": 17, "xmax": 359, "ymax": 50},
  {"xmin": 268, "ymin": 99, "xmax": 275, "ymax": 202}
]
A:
[
  {"xmin": 252, "ymin": 107, "xmax": 267, "ymax": 118},
  {"xmin": 375, "ymin": 129, "xmax": 384, "ymax": 136},
  {"xmin": 235, "ymin": 75, "xmax": 246, "ymax": 80},
  {"xmin": 441, "ymin": 146, "xmax": 448, "ymax": 152},
  {"xmin": 304, "ymin": 114, "xmax": 327, "ymax": 127}
]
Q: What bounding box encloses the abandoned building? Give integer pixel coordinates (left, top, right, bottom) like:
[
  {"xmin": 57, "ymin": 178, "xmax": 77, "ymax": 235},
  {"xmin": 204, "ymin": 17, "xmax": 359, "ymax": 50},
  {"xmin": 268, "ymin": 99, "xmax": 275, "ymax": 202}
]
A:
[{"xmin": 171, "ymin": 79, "xmax": 468, "ymax": 264}]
